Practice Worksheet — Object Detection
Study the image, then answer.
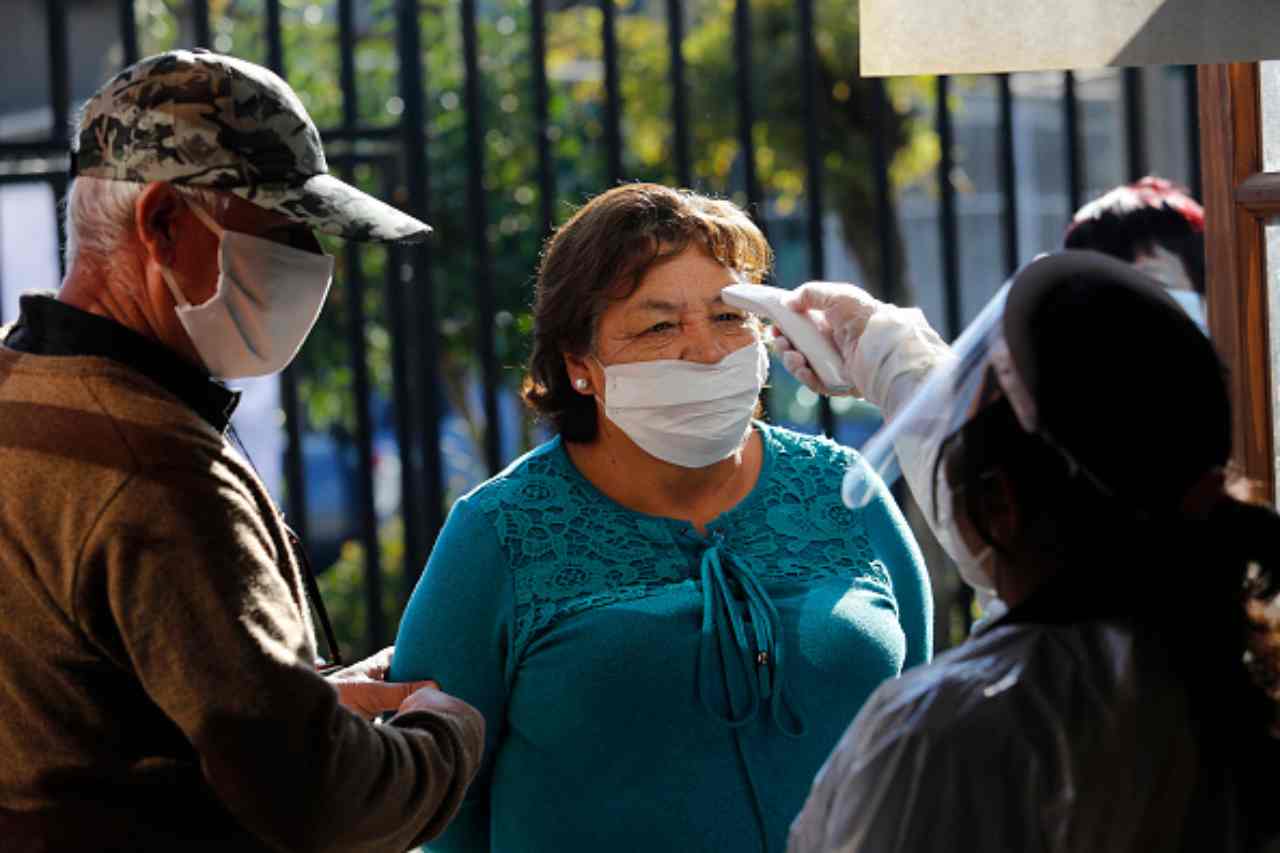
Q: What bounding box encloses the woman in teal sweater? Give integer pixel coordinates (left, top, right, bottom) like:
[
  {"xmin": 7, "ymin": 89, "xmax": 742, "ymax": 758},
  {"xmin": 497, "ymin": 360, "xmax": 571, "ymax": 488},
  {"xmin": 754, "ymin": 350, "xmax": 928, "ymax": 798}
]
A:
[{"xmin": 390, "ymin": 184, "xmax": 931, "ymax": 852}]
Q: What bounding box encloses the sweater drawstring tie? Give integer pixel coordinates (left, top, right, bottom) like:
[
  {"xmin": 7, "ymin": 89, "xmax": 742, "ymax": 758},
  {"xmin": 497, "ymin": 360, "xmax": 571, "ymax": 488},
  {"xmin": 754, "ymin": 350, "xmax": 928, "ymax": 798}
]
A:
[{"xmin": 696, "ymin": 532, "xmax": 806, "ymax": 737}]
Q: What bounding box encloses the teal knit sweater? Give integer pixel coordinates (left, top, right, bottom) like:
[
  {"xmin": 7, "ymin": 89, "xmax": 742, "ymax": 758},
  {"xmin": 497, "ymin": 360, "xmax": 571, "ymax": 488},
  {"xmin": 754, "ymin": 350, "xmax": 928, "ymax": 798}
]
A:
[{"xmin": 390, "ymin": 423, "xmax": 932, "ymax": 852}]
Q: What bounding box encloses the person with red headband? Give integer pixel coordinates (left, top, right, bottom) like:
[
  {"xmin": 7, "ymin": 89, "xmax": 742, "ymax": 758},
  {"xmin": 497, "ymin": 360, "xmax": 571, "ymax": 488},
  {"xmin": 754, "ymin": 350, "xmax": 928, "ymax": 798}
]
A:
[{"xmin": 1064, "ymin": 176, "xmax": 1207, "ymax": 331}]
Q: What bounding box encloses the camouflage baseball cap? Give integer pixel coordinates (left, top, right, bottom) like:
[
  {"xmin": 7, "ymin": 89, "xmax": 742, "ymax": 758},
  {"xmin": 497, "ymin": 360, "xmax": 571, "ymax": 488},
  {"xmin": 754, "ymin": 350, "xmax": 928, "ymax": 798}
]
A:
[{"xmin": 72, "ymin": 48, "xmax": 430, "ymax": 243}]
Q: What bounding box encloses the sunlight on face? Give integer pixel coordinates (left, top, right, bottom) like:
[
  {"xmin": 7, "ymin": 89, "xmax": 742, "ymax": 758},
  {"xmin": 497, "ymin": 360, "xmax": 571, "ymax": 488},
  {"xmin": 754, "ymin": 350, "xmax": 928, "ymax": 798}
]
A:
[{"xmin": 594, "ymin": 245, "xmax": 760, "ymax": 366}]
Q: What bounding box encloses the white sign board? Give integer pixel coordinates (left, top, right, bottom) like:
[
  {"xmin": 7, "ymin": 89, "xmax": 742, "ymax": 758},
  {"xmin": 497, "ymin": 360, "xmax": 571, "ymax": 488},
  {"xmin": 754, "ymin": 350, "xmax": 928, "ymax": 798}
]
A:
[{"xmin": 861, "ymin": 0, "xmax": 1280, "ymax": 76}]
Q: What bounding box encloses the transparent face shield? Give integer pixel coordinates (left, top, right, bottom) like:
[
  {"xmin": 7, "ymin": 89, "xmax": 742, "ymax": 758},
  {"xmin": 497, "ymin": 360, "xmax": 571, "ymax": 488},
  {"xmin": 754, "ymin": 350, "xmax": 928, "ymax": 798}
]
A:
[
  {"xmin": 843, "ymin": 251, "xmax": 1175, "ymax": 593},
  {"xmin": 841, "ymin": 279, "xmax": 1021, "ymax": 593}
]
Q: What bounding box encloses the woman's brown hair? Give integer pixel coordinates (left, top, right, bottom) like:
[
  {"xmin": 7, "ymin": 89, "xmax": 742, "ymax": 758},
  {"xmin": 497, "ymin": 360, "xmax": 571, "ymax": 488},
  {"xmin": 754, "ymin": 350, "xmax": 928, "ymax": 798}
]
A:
[{"xmin": 522, "ymin": 183, "xmax": 771, "ymax": 442}]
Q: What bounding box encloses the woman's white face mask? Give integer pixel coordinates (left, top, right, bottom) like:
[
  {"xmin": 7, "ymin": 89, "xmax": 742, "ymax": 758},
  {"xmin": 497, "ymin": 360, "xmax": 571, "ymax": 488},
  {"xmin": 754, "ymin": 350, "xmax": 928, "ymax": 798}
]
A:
[
  {"xmin": 162, "ymin": 203, "xmax": 334, "ymax": 379},
  {"xmin": 597, "ymin": 341, "xmax": 769, "ymax": 468}
]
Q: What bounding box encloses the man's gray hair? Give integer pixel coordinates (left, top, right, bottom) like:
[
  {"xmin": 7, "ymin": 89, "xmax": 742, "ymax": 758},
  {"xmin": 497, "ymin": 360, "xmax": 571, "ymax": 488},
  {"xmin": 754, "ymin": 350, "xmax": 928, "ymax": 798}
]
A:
[
  {"xmin": 62, "ymin": 176, "xmax": 226, "ymax": 273},
  {"xmin": 64, "ymin": 97, "xmax": 228, "ymax": 274}
]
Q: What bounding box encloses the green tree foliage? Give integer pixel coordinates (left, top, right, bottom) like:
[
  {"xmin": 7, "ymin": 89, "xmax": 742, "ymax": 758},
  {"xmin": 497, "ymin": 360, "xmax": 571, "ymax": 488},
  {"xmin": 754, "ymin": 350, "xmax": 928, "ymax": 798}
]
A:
[
  {"xmin": 137, "ymin": 0, "xmax": 938, "ymax": 434},
  {"xmin": 318, "ymin": 518, "xmax": 408, "ymax": 656}
]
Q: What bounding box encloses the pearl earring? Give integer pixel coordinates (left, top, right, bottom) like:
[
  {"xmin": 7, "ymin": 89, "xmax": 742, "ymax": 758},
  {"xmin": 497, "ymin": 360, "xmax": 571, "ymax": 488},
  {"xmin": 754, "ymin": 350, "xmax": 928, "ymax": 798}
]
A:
[{"xmin": 574, "ymin": 378, "xmax": 589, "ymax": 391}]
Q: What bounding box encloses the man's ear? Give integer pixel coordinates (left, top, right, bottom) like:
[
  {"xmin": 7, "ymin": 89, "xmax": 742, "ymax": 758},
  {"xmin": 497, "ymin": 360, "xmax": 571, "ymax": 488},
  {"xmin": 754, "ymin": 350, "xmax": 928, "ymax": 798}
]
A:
[{"xmin": 134, "ymin": 182, "xmax": 181, "ymax": 268}]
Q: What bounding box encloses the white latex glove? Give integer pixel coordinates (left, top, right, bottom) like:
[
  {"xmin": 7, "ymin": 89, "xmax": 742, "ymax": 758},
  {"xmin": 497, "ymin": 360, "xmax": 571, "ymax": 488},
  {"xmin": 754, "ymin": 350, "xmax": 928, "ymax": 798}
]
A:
[{"xmin": 770, "ymin": 281, "xmax": 886, "ymax": 396}]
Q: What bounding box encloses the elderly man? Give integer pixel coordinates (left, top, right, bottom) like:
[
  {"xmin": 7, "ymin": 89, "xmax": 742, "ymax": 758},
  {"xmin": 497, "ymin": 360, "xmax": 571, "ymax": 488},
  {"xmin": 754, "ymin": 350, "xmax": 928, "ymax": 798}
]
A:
[{"xmin": 0, "ymin": 49, "xmax": 483, "ymax": 851}]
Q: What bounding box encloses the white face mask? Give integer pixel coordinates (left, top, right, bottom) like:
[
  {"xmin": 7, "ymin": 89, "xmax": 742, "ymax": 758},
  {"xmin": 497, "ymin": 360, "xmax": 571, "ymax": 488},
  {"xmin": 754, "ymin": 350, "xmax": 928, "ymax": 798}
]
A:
[
  {"xmin": 162, "ymin": 203, "xmax": 334, "ymax": 379},
  {"xmin": 598, "ymin": 341, "xmax": 769, "ymax": 468},
  {"xmin": 1133, "ymin": 247, "xmax": 1208, "ymax": 335},
  {"xmin": 1132, "ymin": 245, "xmax": 1194, "ymax": 291},
  {"xmin": 1165, "ymin": 290, "xmax": 1208, "ymax": 336},
  {"xmin": 934, "ymin": 485, "xmax": 1010, "ymax": 633},
  {"xmin": 934, "ymin": 488, "xmax": 999, "ymax": 596}
]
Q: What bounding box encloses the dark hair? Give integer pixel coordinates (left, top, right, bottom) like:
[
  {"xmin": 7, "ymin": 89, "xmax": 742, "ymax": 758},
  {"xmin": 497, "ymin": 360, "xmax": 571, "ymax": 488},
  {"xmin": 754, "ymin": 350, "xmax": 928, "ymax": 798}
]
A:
[
  {"xmin": 939, "ymin": 277, "xmax": 1280, "ymax": 839},
  {"xmin": 1063, "ymin": 176, "xmax": 1206, "ymax": 294},
  {"xmin": 521, "ymin": 183, "xmax": 771, "ymax": 441}
]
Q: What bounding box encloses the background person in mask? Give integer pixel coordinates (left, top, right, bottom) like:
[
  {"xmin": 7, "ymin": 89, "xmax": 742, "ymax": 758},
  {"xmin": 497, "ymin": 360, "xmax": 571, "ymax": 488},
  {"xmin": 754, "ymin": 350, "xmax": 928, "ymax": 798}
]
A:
[
  {"xmin": 1064, "ymin": 175, "xmax": 1207, "ymax": 332},
  {"xmin": 788, "ymin": 251, "xmax": 1280, "ymax": 853},
  {"xmin": 388, "ymin": 183, "xmax": 932, "ymax": 853},
  {"xmin": 0, "ymin": 50, "xmax": 484, "ymax": 851}
]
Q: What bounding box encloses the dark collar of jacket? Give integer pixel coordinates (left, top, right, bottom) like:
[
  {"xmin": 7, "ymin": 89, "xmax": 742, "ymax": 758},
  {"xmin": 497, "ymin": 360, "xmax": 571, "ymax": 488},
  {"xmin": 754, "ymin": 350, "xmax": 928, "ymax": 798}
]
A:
[
  {"xmin": 3, "ymin": 293, "xmax": 241, "ymax": 432},
  {"xmin": 993, "ymin": 556, "xmax": 1167, "ymax": 631}
]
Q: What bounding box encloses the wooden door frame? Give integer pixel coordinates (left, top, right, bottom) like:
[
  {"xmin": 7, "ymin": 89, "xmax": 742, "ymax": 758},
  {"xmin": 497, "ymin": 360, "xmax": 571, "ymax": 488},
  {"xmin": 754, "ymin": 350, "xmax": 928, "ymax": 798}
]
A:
[{"xmin": 1199, "ymin": 62, "xmax": 1275, "ymax": 503}]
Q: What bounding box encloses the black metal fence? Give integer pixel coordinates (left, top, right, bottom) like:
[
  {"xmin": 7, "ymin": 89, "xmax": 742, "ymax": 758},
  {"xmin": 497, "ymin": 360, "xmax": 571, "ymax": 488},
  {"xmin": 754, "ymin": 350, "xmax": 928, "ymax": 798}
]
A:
[{"xmin": 0, "ymin": 0, "xmax": 1201, "ymax": 656}]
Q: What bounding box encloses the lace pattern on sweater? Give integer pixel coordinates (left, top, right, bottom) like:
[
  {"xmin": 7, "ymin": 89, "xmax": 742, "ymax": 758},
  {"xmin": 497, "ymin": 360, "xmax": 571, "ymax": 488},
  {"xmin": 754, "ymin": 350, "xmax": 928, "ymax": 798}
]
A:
[{"xmin": 474, "ymin": 427, "xmax": 892, "ymax": 657}]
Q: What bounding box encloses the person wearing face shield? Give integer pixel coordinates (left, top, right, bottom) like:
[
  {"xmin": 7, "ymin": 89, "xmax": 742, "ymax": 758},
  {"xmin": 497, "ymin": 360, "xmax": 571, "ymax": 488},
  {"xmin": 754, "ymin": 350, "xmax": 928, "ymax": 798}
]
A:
[
  {"xmin": 785, "ymin": 251, "xmax": 1280, "ymax": 852},
  {"xmin": 387, "ymin": 183, "xmax": 933, "ymax": 852},
  {"xmin": 776, "ymin": 179, "xmax": 1209, "ymax": 629},
  {"xmin": 0, "ymin": 50, "xmax": 485, "ymax": 851}
]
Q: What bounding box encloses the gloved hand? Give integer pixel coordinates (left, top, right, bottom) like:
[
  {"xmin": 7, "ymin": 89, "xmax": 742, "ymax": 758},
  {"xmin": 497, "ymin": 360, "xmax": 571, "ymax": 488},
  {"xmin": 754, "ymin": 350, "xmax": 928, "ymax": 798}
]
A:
[{"xmin": 771, "ymin": 281, "xmax": 886, "ymax": 396}]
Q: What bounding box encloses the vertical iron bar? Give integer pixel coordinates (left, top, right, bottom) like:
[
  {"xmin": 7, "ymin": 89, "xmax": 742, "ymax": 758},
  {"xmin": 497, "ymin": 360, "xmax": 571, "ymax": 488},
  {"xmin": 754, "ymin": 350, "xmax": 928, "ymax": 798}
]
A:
[
  {"xmin": 265, "ymin": 0, "xmax": 284, "ymax": 75},
  {"xmin": 336, "ymin": 1, "xmax": 384, "ymax": 648},
  {"xmin": 192, "ymin": 0, "xmax": 211, "ymax": 48},
  {"xmin": 262, "ymin": 0, "xmax": 311, "ymax": 558},
  {"xmin": 383, "ymin": 165, "xmax": 424, "ymax": 601},
  {"xmin": 462, "ymin": 0, "xmax": 501, "ymax": 474},
  {"xmin": 799, "ymin": 0, "xmax": 834, "ymax": 436},
  {"xmin": 0, "ymin": 192, "xmax": 5, "ymax": 323},
  {"xmin": 1123, "ymin": 66, "xmax": 1147, "ymax": 181},
  {"xmin": 666, "ymin": 0, "xmax": 692, "ymax": 187},
  {"xmin": 871, "ymin": 78, "xmax": 895, "ymax": 301},
  {"xmin": 278, "ymin": 374, "xmax": 310, "ymax": 552},
  {"xmin": 799, "ymin": 0, "xmax": 824, "ymax": 280},
  {"xmin": 997, "ymin": 74, "xmax": 1019, "ymax": 276},
  {"xmin": 941, "ymin": 25, "xmax": 975, "ymax": 647},
  {"xmin": 936, "ymin": 76, "xmax": 961, "ymax": 339},
  {"xmin": 530, "ymin": 0, "xmax": 555, "ymax": 237},
  {"xmin": 733, "ymin": 0, "xmax": 769, "ymax": 416},
  {"xmin": 339, "ymin": 175, "xmax": 386, "ymax": 652},
  {"xmin": 397, "ymin": 0, "xmax": 445, "ymax": 588},
  {"xmin": 49, "ymin": 0, "xmax": 70, "ymax": 278},
  {"xmin": 601, "ymin": 0, "xmax": 623, "ymax": 185},
  {"xmin": 338, "ymin": 0, "xmax": 357, "ymax": 129},
  {"xmin": 48, "ymin": 0, "xmax": 69, "ymax": 155},
  {"xmin": 1185, "ymin": 65, "xmax": 1202, "ymax": 200},
  {"xmin": 1063, "ymin": 70, "xmax": 1084, "ymax": 219},
  {"xmin": 0, "ymin": 188, "xmax": 5, "ymax": 319},
  {"xmin": 734, "ymin": 0, "xmax": 764, "ymax": 224},
  {"xmin": 119, "ymin": 0, "xmax": 140, "ymax": 66}
]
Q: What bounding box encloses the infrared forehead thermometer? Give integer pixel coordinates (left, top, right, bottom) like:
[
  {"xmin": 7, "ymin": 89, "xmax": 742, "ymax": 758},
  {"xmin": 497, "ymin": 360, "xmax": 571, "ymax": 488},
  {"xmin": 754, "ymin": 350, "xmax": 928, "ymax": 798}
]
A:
[{"xmin": 721, "ymin": 283, "xmax": 854, "ymax": 394}]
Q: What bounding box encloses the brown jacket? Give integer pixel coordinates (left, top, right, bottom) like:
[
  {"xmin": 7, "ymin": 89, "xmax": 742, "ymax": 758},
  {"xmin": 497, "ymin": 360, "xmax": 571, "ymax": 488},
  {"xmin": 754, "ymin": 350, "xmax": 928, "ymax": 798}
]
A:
[{"xmin": 0, "ymin": 338, "xmax": 482, "ymax": 852}]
